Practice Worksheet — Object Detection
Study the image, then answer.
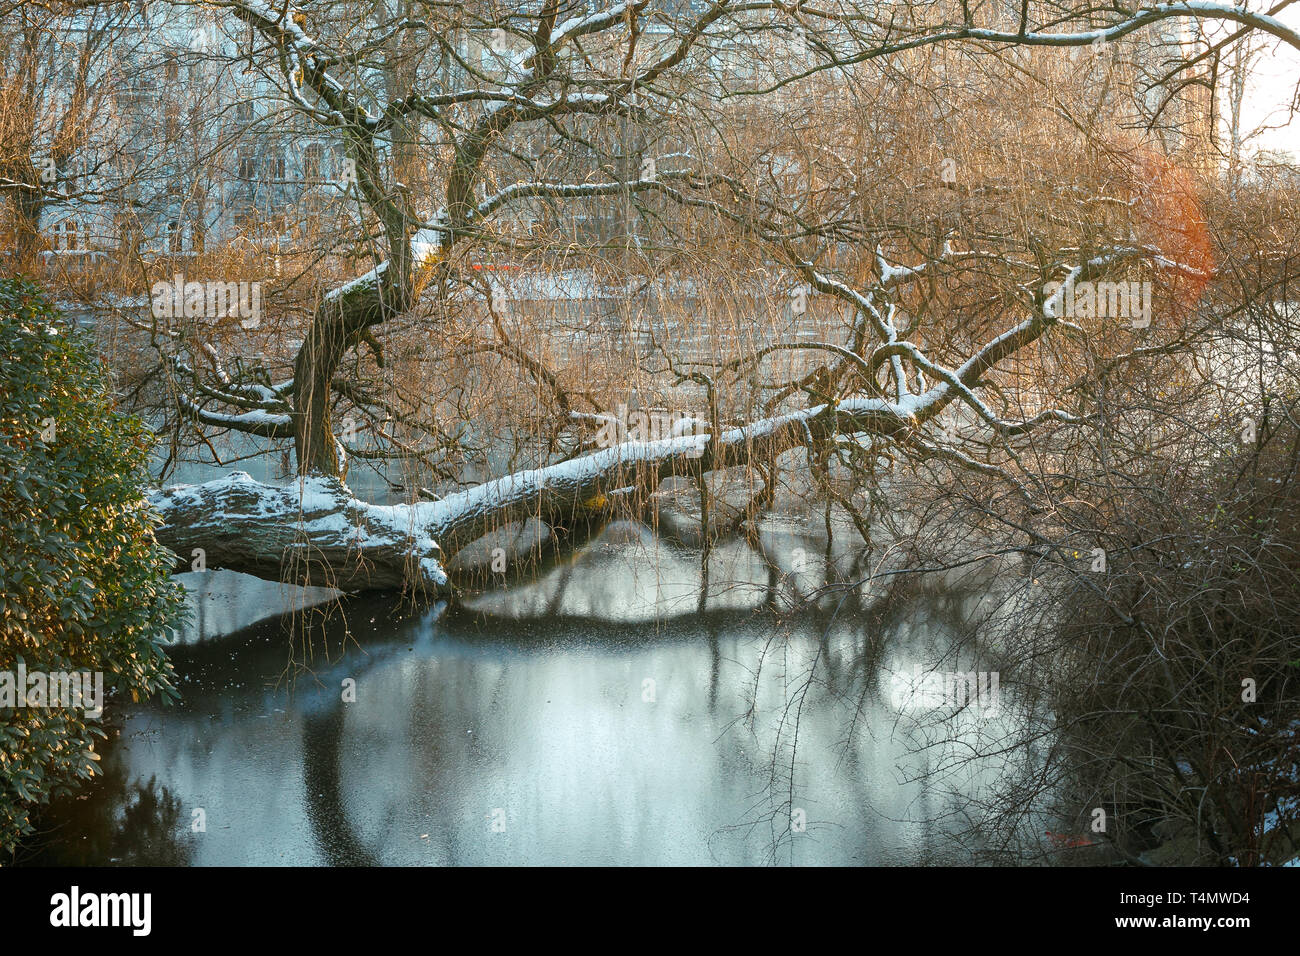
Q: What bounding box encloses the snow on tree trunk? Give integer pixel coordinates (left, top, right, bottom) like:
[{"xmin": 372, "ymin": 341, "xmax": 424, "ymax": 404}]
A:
[
  {"xmin": 148, "ymin": 472, "xmax": 448, "ymax": 594},
  {"xmin": 147, "ymin": 396, "xmax": 923, "ymax": 596}
]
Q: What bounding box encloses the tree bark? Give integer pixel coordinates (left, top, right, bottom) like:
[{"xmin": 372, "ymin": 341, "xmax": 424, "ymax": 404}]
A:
[
  {"xmin": 291, "ymin": 258, "xmax": 411, "ymax": 477},
  {"xmin": 148, "ymin": 471, "xmax": 448, "ymax": 595},
  {"xmin": 149, "ymin": 396, "xmax": 918, "ymax": 596}
]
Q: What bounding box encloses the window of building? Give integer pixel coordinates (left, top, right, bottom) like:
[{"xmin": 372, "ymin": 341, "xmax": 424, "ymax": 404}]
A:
[
  {"xmin": 56, "ymin": 219, "xmax": 80, "ymax": 251},
  {"xmin": 303, "ymin": 143, "xmax": 324, "ymax": 180}
]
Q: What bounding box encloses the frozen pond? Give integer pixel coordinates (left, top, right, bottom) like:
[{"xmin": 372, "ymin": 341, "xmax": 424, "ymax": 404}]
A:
[{"xmin": 25, "ymin": 524, "xmax": 1049, "ymax": 866}]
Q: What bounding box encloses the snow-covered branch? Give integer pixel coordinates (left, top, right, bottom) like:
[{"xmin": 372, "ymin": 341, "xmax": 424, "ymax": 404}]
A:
[
  {"xmin": 149, "ymin": 472, "xmax": 447, "ymax": 592},
  {"xmin": 473, "ymin": 169, "xmax": 692, "ymax": 220},
  {"xmin": 177, "ymin": 393, "xmax": 295, "ymax": 439}
]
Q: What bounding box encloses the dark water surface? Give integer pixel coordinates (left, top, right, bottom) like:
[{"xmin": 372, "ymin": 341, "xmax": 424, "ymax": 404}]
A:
[{"xmin": 26, "ymin": 523, "xmax": 1040, "ymax": 866}]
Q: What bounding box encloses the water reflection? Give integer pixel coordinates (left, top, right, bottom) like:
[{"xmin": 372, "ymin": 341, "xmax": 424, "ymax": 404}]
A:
[
  {"xmin": 25, "ymin": 776, "xmax": 194, "ymax": 866},
  {"xmin": 174, "ymin": 569, "xmax": 341, "ymax": 646},
  {"xmin": 27, "ymin": 524, "xmax": 1046, "ymax": 865}
]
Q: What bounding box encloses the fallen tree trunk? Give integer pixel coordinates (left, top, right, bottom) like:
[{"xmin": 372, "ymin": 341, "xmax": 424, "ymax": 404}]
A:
[
  {"xmin": 147, "ymin": 233, "xmax": 1144, "ymax": 597},
  {"xmin": 148, "ymin": 472, "xmax": 449, "ymax": 594},
  {"xmin": 147, "ymin": 396, "xmax": 923, "ymax": 596}
]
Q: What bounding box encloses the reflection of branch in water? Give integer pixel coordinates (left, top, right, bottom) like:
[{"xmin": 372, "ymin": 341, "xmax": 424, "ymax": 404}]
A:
[
  {"xmin": 842, "ymin": 569, "xmax": 1058, "ymax": 864},
  {"xmin": 18, "ymin": 775, "xmax": 195, "ymax": 867},
  {"xmin": 116, "ymin": 776, "xmax": 195, "ymax": 866},
  {"xmin": 302, "ymin": 707, "xmax": 380, "ymax": 866},
  {"xmin": 712, "ymin": 525, "xmax": 1058, "ymax": 864}
]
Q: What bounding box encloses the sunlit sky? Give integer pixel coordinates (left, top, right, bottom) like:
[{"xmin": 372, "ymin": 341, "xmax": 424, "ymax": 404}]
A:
[{"xmin": 1224, "ymin": 6, "xmax": 1300, "ymax": 159}]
